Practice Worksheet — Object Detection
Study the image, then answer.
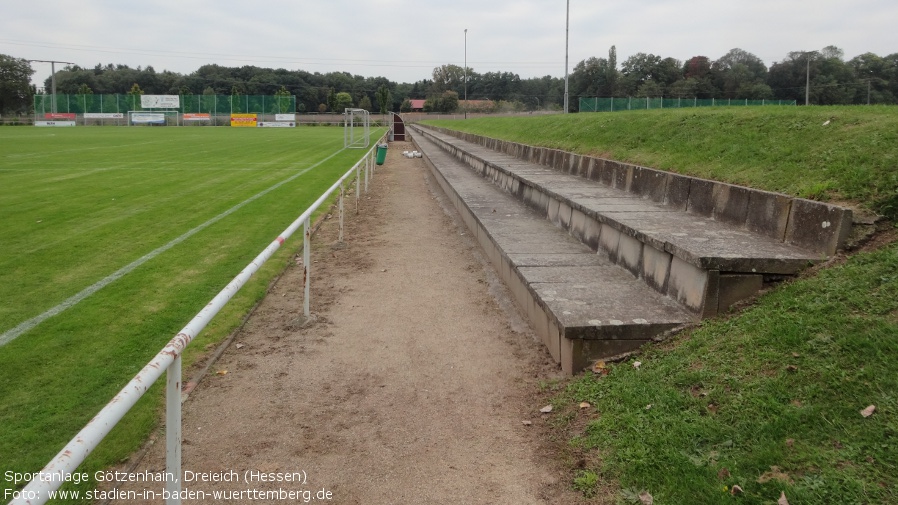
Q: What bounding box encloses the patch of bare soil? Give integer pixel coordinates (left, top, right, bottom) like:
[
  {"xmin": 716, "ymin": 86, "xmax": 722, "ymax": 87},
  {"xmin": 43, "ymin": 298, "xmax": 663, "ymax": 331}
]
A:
[{"xmin": 109, "ymin": 141, "xmax": 588, "ymax": 504}]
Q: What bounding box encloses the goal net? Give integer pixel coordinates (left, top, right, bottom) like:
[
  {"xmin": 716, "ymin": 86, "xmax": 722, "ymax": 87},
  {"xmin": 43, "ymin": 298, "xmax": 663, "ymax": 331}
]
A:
[{"xmin": 344, "ymin": 108, "xmax": 370, "ymax": 148}]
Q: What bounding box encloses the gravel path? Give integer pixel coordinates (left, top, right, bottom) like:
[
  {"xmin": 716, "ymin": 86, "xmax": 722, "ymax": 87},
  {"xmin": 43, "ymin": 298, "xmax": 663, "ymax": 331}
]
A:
[{"xmin": 111, "ymin": 141, "xmax": 585, "ymax": 505}]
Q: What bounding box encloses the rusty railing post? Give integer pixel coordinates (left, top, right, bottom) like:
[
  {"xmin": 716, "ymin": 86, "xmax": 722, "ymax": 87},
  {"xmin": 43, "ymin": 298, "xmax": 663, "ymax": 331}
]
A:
[
  {"xmin": 165, "ymin": 356, "xmax": 182, "ymax": 504},
  {"xmin": 303, "ymin": 217, "xmax": 311, "ymax": 317}
]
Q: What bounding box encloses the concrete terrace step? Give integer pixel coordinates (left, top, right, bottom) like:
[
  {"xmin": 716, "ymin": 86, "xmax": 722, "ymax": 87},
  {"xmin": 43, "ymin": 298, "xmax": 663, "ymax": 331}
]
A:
[
  {"xmin": 411, "ymin": 129, "xmax": 693, "ymax": 374},
  {"xmin": 410, "ymin": 124, "xmax": 852, "ymax": 318}
]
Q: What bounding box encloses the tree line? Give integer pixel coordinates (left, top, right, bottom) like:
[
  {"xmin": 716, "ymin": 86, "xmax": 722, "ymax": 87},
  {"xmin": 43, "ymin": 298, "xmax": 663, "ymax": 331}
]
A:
[
  {"xmin": 572, "ymin": 45, "xmax": 898, "ymax": 105},
  {"xmin": 429, "ymin": 45, "xmax": 898, "ymax": 111},
  {"xmin": 2, "ymin": 44, "xmax": 897, "ymax": 116}
]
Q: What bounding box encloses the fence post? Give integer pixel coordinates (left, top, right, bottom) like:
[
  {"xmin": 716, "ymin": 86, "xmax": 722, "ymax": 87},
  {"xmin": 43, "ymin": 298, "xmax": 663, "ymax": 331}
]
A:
[
  {"xmin": 338, "ymin": 183, "xmax": 345, "ymax": 243},
  {"xmin": 365, "ymin": 157, "xmax": 370, "ymax": 193},
  {"xmin": 165, "ymin": 356, "xmax": 182, "ymax": 505},
  {"xmin": 303, "ymin": 217, "xmax": 311, "ymax": 317},
  {"xmin": 355, "ymin": 166, "xmax": 360, "ymax": 213}
]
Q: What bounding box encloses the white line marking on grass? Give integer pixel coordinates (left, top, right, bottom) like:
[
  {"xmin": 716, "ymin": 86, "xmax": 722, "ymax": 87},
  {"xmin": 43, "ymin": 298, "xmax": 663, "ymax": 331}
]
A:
[
  {"xmin": 2, "ymin": 140, "xmax": 165, "ymax": 161},
  {"xmin": 0, "ymin": 148, "xmax": 346, "ymax": 347}
]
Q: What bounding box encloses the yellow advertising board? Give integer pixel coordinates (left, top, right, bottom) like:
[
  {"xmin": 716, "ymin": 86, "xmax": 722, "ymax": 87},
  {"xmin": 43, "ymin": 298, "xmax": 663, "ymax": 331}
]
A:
[{"xmin": 230, "ymin": 113, "xmax": 258, "ymax": 127}]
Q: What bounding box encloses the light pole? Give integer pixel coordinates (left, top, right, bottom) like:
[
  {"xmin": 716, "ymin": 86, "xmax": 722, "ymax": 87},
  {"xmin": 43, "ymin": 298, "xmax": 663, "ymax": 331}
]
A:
[
  {"xmin": 28, "ymin": 59, "xmax": 75, "ymax": 114},
  {"xmin": 464, "ymin": 28, "xmax": 468, "ymax": 119},
  {"xmin": 805, "ymin": 53, "xmax": 810, "ymax": 106},
  {"xmin": 564, "ymin": 0, "xmax": 570, "ymax": 114}
]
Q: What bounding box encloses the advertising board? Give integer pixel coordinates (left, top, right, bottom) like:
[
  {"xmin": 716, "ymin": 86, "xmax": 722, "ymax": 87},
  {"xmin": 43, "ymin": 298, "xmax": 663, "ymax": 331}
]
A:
[
  {"xmin": 84, "ymin": 113, "xmax": 124, "ymax": 119},
  {"xmin": 35, "ymin": 121, "xmax": 77, "ymax": 127},
  {"xmin": 140, "ymin": 95, "xmax": 181, "ymax": 109},
  {"xmin": 131, "ymin": 113, "xmax": 166, "ymax": 124},
  {"xmin": 258, "ymin": 122, "xmax": 295, "ymax": 128},
  {"xmin": 230, "ymin": 114, "xmax": 258, "ymax": 127}
]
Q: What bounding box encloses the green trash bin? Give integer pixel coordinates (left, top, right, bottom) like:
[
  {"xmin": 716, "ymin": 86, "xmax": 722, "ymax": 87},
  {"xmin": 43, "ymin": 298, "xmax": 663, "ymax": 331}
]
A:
[{"xmin": 375, "ymin": 143, "xmax": 388, "ymax": 165}]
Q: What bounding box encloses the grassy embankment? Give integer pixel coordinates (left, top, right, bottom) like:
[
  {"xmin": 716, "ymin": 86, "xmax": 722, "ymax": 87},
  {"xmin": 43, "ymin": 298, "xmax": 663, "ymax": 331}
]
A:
[
  {"xmin": 0, "ymin": 126, "xmax": 383, "ymax": 501},
  {"xmin": 426, "ymin": 107, "xmax": 897, "ymax": 504}
]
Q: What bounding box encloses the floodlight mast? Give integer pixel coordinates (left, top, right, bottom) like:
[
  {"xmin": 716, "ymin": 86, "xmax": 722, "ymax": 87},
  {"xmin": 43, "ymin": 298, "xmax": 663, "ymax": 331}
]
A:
[
  {"xmin": 464, "ymin": 28, "xmax": 468, "ymax": 119},
  {"xmin": 805, "ymin": 53, "xmax": 810, "ymax": 106},
  {"xmin": 28, "ymin": 59, "xmax": 75, "ymax": 114},
  {"xmin": 564, "ymin": 0, "xmax": 570, "ymax": 114}
]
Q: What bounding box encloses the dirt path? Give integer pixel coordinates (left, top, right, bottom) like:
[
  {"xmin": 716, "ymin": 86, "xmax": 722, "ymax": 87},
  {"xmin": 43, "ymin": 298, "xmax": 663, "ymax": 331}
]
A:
[{"xmin": 113, "ymin": 141, "xmax": 585, "ymax": 505}]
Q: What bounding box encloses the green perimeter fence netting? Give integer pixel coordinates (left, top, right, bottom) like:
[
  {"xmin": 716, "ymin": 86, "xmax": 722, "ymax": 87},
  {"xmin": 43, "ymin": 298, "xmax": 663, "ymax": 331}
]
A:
[
  {"xmin": 579, "ymin": 97, "xmax": 797, "ymax": 112},
  {"xmin": 34, "ymin": 94, "xmax": 297, "ymax": 115}
]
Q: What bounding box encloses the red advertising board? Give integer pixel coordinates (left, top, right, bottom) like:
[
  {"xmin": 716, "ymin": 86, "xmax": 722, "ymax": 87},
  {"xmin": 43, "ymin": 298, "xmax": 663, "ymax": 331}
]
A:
[{"xmin": 44, "ymin": 113, "xmax": 76, "ymax": 120}]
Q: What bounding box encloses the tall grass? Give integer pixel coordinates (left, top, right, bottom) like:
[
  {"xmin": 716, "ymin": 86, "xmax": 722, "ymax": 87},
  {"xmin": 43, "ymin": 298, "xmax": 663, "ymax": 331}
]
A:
[{"xmin": 554, "ymin": 243, "xmax": 898, "ymax": 504}]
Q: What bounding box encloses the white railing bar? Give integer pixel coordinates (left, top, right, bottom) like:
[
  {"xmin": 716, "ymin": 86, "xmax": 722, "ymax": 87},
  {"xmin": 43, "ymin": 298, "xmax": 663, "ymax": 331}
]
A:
[{"xmin": 10, "ymin": 134, "xmax": 385, "ymax": 505}]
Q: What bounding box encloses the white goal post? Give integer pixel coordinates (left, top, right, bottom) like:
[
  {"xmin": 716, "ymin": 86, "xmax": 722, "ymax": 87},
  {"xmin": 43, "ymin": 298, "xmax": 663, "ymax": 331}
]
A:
[
  {"xmin": 128, "ymin": 110, "xmax": 180, "ymax": 126},
  {"xmin": 344, "ymin": 108, "xmax": 370, "ymax": 148}
]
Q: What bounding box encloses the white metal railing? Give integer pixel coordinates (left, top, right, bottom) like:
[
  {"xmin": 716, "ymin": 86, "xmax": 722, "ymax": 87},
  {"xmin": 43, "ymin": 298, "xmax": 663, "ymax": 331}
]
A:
[{"xmin": 8, "ymin": 133, "xmax": 386, "ymax": 505}]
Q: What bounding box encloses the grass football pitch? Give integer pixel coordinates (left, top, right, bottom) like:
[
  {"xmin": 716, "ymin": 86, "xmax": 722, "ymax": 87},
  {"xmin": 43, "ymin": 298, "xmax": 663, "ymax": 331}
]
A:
[{"xmin": 0, "ymin": 125, "xmax": 383, "ymax": 497}]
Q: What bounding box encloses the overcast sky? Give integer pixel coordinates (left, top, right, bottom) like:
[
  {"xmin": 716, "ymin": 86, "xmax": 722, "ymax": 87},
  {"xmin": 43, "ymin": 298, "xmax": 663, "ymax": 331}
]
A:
[{"xmin": 2, "ymin": 0, "xmax": 895, "ymax": 88}]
